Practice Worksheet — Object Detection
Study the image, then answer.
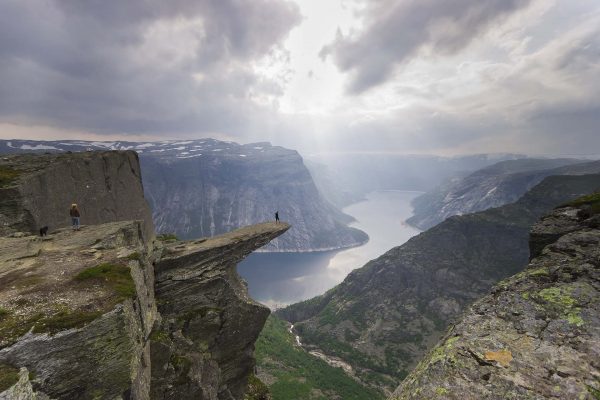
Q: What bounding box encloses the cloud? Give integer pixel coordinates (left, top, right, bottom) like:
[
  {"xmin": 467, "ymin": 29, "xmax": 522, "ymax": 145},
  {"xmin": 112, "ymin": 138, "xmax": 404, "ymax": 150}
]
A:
[
  {"xmin": 0, "ymin": 0, "xmax": 300, "ymax": 136},
  {"xmin": 322, "ymin": 0, "xmax": 532, "ymax": 93}
]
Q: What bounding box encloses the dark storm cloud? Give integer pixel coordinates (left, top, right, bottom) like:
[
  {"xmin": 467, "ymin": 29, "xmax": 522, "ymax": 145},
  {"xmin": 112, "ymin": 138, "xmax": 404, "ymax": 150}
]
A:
[
  {"xmin": 321, "ymin": 0, "xmax": 531, "ymax": 93},
  {"xmin": 0, "ymin": 0, "xmax": 300, "ymax": 135}
]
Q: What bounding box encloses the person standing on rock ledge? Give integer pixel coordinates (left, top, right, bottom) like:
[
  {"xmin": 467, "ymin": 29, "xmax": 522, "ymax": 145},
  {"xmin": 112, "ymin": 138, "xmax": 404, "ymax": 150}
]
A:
[
  {"xmin": 275, "ymin": 211, "xmax": 280, "ymax": 223},
  {"xmin": 70, "ymin": 204, "xmax": 81, "ymax": 231}
]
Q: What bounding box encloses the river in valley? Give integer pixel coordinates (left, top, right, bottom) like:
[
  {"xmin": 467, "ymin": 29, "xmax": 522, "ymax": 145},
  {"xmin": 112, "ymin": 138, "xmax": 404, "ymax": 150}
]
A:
[{"xmin": 238, "ymin": 190, "xmax": 422, "ymax": 308}]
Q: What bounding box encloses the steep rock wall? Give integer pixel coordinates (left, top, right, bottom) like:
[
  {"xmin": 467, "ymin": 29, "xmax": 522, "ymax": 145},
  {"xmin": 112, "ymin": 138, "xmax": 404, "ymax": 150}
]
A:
[{"xmin": 0, "ymin": 151, "xmax": 154, "ymax": 239}]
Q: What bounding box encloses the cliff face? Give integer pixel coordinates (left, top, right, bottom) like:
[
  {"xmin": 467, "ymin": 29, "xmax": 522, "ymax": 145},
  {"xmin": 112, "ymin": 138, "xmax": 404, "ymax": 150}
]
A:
[
  {"xmin": 391, "ymin": 194, "xmax": 600, "ymax": 399},
  {"xmin": 150, "ymin": 223, "xmax": 289, "ymax": 399},
  {"xmin": 277, "ymin": 174, "xmax": 600, "ymax": 394},
  {"xmin": 139, "ymin": 140, "xmax": 366, "ymax": 252},
  {"xmin": 0, "ymin": 151, "xmax": 289, "ymax": 399},
  {"xmin": 408, "ymin": 159, "xmax": 600, "ymax": 230},
  {"xmin": 0, "ymin": 139, "xmax": 367, "ymax": 252},
  {"xmin": 0, "ymin": 151, "xmax": 154, "ymax": 240}
]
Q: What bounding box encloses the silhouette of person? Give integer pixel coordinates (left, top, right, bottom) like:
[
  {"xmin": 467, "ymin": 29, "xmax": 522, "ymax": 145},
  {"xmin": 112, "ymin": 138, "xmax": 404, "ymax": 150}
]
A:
[{"xmin": 275, "ymin": 211, "xmax": 279, "ymax": 223}]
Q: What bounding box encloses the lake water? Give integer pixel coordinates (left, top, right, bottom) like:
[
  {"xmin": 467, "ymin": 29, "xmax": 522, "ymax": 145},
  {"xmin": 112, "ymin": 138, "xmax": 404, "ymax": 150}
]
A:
[{"xmin": 238, "ymin": 190, "xmax": 422, "ymax": 308}]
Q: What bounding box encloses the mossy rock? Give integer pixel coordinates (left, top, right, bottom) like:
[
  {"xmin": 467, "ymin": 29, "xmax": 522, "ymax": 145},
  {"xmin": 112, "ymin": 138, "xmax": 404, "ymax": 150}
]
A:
[
  {"xmin": 32, "ymin": 309, "xmax": 103, "ymax": 335},
  {"xmin": 245, "ymin": 374, "xmax": 271, "ymax": 400},
  {"xmin": 0, "ymin": 166, "xmax": 21, "ymax": 188},
  {"xmin": 0, "ymin": 363, "xmax": 19, "ymax": 392},
  {"xmin": 561, "ymin": 192, "xmax": 600, "ymax": 214},
  {"xmin": 75, "ymin": 263, "xmax": 136, "ymax": 300},
  {"xmin": 156, "ymin": 233, "xmax": 178, "ymax": 242}
]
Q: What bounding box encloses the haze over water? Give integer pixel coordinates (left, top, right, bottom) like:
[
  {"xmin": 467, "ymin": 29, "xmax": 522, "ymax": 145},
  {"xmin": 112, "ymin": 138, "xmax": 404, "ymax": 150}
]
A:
[{"xmin": 238, "ymin": 190, "xmax": 422, "ymax": 308}]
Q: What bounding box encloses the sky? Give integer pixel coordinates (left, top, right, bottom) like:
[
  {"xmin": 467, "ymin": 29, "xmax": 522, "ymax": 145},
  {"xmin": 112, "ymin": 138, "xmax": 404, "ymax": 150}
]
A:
[{"xmin": 0, "ymin": 0, "xmax": 599, "ymax": 156}]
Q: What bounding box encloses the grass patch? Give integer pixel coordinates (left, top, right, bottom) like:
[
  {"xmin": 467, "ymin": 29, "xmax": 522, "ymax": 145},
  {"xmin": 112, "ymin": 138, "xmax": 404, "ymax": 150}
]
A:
[
  {"xmin": 561, "ymin": 192, "xmax": 600, "ymax": 214},
  {"xmin": 0, "ymin": 308, "xmax": 9, "ymax": 319},
  {"xmin": 245, "ymin": 374, "xmax": 271, "ymax": 400},
  {"xmin": 157, "ymin": 233, "xmax": 178, "ymax": 242},
  {"xmin": 75, "ymin": 263, "xmax": 136, "ymax": 299},
  {"xmin": 0, "ymin": 363, "xmax": 19, "ymax": 392},
  {"xmin": 0, "ymin": 166, "xmax": 21, "ymax": 188},
  {"xmin": 32, "ymin": 309, "xmax": 102, "ymax": 335},
  {"xmin": 255, "ymin": 315, "xmax": 384, "ymax": 400},
  {"xmin": 126, "ymin": 252, "xmax": 142, "ymax": 262}
]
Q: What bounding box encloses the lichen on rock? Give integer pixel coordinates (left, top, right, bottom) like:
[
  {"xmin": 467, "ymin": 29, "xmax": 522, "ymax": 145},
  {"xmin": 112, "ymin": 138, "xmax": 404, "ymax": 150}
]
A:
[{"xmin": 391, "ymin": 198, "xmax": 600, "ymax": 400}]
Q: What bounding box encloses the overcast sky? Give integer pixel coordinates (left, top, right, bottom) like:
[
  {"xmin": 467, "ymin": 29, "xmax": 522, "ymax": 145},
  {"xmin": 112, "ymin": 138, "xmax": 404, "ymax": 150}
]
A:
[{"xmin": 0, "ymin": 0, "xmax": 598, "ymax": 156}]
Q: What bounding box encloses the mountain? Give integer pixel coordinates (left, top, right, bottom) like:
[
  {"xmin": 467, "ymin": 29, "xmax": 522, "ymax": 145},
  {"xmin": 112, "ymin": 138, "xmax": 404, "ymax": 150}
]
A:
[
  {"xmin": 392, "ymin": 193, "xmax": 600, "ymax": 399},
  {"xmin": 305, "ymin": 153, "xmax": 526, "ymax": 207},
  {"xmin": 276, "ymin": 174, "xmax": 600, "ymax": 395},
  {"xmin": 407, "ymin": 158, "xmax": 600, "ymax": 230},
  {"xmin": 0, "ymin": 151, "xmax": 288, "ymax": 399},
  {"xmin": 0, "ymin": 139, "xmax": 367, "ymax": 252}
]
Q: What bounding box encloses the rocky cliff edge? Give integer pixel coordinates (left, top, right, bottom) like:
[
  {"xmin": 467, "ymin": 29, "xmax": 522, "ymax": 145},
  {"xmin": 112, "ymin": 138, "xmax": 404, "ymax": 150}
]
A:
[
  {"xmin": 391, "ymin": 193, "xmax": 600, "ymax": 399},
  {"xmin": 0, "ymin": 151, "xmax": 290, "ymax": 399}
]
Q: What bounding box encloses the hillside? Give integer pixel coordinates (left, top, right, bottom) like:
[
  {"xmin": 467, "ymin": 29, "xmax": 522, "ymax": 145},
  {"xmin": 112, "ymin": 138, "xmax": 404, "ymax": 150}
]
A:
[
  {"xmin": 0, "ymin": 139, "xmax": 367, "ymax": 252},
  {"xmin": 277, "ymin": 174, "xmax": 600, "ymax": 395},
  {"xmin": 392, "ymin": 193, "xmax": 600, "ymax": 399},
  {"xmin": 254, "ymin": 315, "xmax": 383, "ymax": 400},
  {"xmin": 408, "ymin": 158, "xmax": 600, "ymax": 230}
]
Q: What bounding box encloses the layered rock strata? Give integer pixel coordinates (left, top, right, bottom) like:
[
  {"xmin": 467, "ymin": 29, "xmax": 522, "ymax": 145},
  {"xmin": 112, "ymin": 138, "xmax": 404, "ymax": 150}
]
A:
[{"xmin": 392, "ymin": 195, "xmax": 600, "ymax": 399}]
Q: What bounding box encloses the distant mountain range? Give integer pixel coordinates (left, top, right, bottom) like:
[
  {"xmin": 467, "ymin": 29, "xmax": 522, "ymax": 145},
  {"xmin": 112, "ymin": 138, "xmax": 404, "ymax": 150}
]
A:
[
  {"xmin": 305, "ymin": 153, "xmax": 527, "ymax": 208},
  {"xmin": 408, "ymin": 158, "xmax": 600, "ymax": 230},
  {"xmin": 277, "ymin": 172, "xmax": 600, "ymax": 395},
  {"xmin": 0, "ymin": 139, "xmax": 367, "ymax": 252}
]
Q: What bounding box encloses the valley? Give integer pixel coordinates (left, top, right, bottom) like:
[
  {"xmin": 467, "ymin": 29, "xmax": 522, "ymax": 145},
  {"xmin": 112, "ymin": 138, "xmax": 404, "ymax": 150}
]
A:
[{"xmin": 238, "ymin": 190, "xmax": 422, "ymax": 307}]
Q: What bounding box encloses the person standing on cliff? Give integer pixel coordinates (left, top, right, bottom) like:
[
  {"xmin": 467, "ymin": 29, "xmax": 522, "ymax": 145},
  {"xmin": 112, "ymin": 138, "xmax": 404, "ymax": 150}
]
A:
[
  {"xmin": 70, "ymin": 204, "xmax": 81, "ymax": 231},
  {"xmin": 275, "ymin": 211, "xmax": 279, "ymax": 224}
]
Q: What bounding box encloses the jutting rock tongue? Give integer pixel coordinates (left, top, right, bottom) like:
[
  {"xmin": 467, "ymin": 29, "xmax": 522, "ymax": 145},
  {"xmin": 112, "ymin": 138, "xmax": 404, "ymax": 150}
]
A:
[{"xmin": 151, "ymin": 222, "xmax": 290, "ymax": 400}]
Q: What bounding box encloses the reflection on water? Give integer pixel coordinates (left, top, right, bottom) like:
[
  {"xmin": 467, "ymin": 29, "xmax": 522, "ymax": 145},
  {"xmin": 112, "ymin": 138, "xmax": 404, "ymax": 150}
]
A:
[{"xmin": 237, "ymin": 190, "xmax": 422, "ymax": 308}]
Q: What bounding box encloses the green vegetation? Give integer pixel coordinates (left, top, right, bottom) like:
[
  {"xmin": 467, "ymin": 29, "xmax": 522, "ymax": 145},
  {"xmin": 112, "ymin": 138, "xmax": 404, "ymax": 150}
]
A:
[
  {"xmin": 149, "ymin": 328, "xmax": 170, "ymax": 344},
  {"xmin": 561, "ymin": 192, "xmax": 600, "ymax": 214},
  {"xmin": 0, "ymin": 363, "xmax": 19, "ymax": 392},
  {"xmin": 255, "ymin": 315, "xmax": 383, "ymax": 400},
  {"xmin": 32, "ymin": 309, "xmax": 102, "ymax": 335},
  {"xmin": 245, "ymin": 374, "xmax": 270, "ymax": 400},
  {"xmin": 296, "ymin": 326, "xmax": 399, "ymax": 388},
  {"xmin": 157, "ymin": 233, "xmax": 178, "ymax": 242},
  {"xmin": 75, "ymin": 263, "xmax": 136, "ymax": 299},
  {"xmin": 0, "ymin": 166, "xmax": 21, "ymax": 188},
  {"xmin": 0, "ymin": 308, "xmax": 9, "ymax": 319},
  {"xmin": 126, "ymin": 252, "xmax": 142, "ymax": 261}
]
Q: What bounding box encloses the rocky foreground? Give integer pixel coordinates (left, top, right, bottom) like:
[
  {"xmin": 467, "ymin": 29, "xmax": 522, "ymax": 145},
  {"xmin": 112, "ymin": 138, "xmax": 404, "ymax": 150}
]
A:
[
  {"xmin": 392, "ymin": 194, "xmax": 600, "ymax": 399},
  {"xmin": 0, "ymin": 150, "xmax": 289, "ymax": 399}
]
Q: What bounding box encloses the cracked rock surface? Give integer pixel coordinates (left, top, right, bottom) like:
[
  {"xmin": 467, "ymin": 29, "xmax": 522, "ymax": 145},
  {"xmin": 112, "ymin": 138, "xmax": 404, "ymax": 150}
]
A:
[{"xmin": 391, "ymin": 200, "xmax": 600, "ymax": 400}]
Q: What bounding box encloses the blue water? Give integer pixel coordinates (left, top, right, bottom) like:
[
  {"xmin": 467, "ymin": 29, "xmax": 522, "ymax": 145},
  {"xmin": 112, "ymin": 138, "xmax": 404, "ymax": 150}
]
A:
[{"xmin": 238, "ymin": 190, "xmax": 422, "ymax": 308}]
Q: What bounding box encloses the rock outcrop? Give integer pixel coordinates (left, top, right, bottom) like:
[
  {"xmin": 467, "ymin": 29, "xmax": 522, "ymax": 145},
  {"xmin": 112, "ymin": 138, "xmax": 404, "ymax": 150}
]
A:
[
  {"xmin": 150, "ymin": 222, "xmax": 289, "ymax": 399},
  {"xmin": 391, "ymin": 193, "xmax": 600, "ymax": 399},
  {"xmin": 0, "ymin": 151, "xmax": 289, "ymax": 399},
  {"xmin": 277, "ymin": 174, "xmax": 600, "ymax": 395},
  {"xmin": 0, "ymin": 151, "xmax": 154, "ymax": 240}
]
